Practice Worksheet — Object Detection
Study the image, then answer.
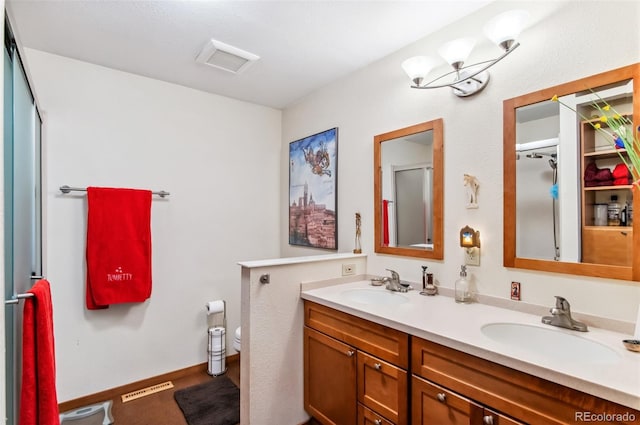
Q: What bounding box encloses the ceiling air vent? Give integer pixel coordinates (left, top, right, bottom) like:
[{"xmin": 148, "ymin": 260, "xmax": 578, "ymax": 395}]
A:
[{"xmin": 196, "ymin": 39, "xmax": 259, "ymax": 74}]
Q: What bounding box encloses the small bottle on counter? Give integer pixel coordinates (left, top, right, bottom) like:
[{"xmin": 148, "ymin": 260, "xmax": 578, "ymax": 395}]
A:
[
  {"xmin": 425, "ymin": 273, "xmax": 437, "ymax": 296},
  {"xmin": 454, "ymin": 265, "xmax": 471, "ymax": 304}
]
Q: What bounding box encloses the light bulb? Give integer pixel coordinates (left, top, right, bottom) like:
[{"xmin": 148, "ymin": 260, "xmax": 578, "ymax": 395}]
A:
[
  {"xmin": 438, "ymin": 37, "xmax": 476, "ymax": 70},
  {"xmin": 483, "ymin": 9, "xmax": 530, "ymax": 51},
  {"xmin": 401, "ymin": 56, "xmax": 437, "ymax": 87}
]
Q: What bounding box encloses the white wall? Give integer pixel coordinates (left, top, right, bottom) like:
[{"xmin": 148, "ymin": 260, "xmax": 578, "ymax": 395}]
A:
[
  {"xmin": 23, "ymin": 49, "xmax": 282, "ymax": 401},
  {"xmin": 281, "ymin": 1, "xmax": 640, "ymax": 322},
  {"xmin": 240, "ymin": 254, "xmax": 367, "ymax": 425}
]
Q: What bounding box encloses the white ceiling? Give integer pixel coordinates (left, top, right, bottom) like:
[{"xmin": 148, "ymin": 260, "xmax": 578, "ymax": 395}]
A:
[{"xmin": 7, "ymin": 0, "xmax": 493, "ymax": 109}]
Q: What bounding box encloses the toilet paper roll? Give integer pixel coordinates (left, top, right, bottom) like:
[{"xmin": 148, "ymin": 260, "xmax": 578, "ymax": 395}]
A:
[
  {"xmin": 209, "ymin": 327, "xmax": 226, "ymax": 351},
  {"xmin": 206, "ymin": 300, "xmax": 225, "ymax": 315}
]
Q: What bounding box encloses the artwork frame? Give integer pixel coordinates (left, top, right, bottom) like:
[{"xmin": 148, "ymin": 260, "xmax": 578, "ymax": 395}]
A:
[{"xmin": 289, "ymin": 128, "xmax": 338, "ymax": 250}]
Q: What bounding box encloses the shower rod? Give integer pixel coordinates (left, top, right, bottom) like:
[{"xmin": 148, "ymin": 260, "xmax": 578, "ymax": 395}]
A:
[{"xmin": 59, "ymin": 185, "xmax": 170, "ymax": 198}]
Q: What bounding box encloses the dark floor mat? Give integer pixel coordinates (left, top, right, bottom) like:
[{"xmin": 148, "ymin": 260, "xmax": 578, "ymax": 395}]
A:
[{"xmin": 174, "ymin": 375, "xmax": 239, "ymax": 425}]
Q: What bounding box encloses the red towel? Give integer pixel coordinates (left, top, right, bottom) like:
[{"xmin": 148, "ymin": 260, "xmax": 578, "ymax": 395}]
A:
[
  {"xmin": 382, "ymin": 200, "xmax": 389, "ymax": 246},
  {"xmin": 614, "ymin": 177, "xmax": 632, "ymax": 186},
  {"xmin": 86, "ymin": 187, "xmax": 152, "ymax": 309},
  {"xmin": 583, "ymin": 162, "xmax": 598, "ymax": 181},
  {"xmin": 585, "ymin": 179, "xmax": 614, "ymax": 187},
  {"xmin": 584, "ymin": 162, "xmax": 614, "ymax": 185},
  {"xmin": 19, "ymin": 279, "xmax": 59, "ymax": 425},
  {"xmin": 612, "ymin": 163, "xmax": 631, "ymax": 180}
]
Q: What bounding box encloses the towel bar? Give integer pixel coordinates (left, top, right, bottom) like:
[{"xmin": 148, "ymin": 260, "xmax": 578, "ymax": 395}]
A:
[
  {"xmin": 59, "ymin": 185, "xmax": 170, "ymax": 198},
  {"xmin": 5, "ymin": 293, "xmax": 35, "ymax": 305}
]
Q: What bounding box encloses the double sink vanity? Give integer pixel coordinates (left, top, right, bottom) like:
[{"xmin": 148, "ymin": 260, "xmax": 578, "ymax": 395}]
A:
[
  {"xmin": 301, "ymin": 279, "xmax": 639, "ymax": 424},
  {"xmin": 293, "ymin": 63, "xmax": 640, "ymax": 425}
]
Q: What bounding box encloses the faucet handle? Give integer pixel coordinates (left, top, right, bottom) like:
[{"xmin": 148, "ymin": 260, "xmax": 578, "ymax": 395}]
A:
[
  {"xmin": 554, "ymin": 296, "xmax": 570, "ymax": 312},
  {"xmin": 385, "ymin": 269, "xmax": 399, "ymax": 280}
]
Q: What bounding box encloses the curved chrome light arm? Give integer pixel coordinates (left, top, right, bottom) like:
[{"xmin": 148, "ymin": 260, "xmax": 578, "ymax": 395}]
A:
[{"xmin": 410, "ymin": 42, "xmax": 520, "ymax": 90}]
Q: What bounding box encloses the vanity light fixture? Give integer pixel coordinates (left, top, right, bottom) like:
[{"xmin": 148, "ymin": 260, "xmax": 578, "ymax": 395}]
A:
[
  {"xmin": 401, "ymin": 9, "xmax": 529, "ymax": 97},
  {"xmin": 460, "ymin": 225, "xmax": 481, "ymax": 266}
]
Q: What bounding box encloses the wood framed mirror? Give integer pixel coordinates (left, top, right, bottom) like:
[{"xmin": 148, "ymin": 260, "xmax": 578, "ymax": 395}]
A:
[
  {"xmin": 503, "ymin": 63, "xmax": 640, "ymax": 281},
  {"xmin": 374, "ymin": 119, "xmax": 444, "ymax": 259}
]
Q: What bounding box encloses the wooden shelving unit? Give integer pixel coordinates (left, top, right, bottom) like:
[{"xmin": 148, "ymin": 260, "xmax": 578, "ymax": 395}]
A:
[{"xmin": 580, "ymin": 115, "xmax": 633, "ymax": 266}]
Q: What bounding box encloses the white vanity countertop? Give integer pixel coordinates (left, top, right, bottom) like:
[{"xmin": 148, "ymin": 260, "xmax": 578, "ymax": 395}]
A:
[{"xmin": 300, "ymin": 280, "xmax": 640, "ymax": 410}]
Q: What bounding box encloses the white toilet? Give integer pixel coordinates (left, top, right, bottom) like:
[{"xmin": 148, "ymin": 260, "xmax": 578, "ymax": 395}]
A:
[{"xmin": 233, "ymin": 326, "xmax": 241, "ymax": 353}]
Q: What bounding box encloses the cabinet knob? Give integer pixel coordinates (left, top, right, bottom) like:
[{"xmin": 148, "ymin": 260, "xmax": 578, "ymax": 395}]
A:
[
  {"xmin": 436, "ymin": 393, "xmax": 446, "ymax": 403},
  {"xmin": 346, "ymin": 350, "xmax": 355, "ymax": 357},
  {"xmin": 374, "ymin": 420, "xmax": 382, "ymax": 425},
  {"xmin": 374, "ymin": 363, "xmax": 382, "ymax": 370},
  {"xmin": 483, "ymin": 415, "xmax": 495, "ymax": 425}
]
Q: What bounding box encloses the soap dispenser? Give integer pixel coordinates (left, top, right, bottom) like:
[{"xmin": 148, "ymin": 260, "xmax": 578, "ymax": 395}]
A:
[{"xmin": 454, "ymin": 265, "xmax": 471, "ymax": 303}]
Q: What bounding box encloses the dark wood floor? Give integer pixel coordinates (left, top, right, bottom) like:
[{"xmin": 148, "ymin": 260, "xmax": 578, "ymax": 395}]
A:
[
  {"xmin": 107, "ymin": 358, "xmax": 319, "ymax": 425},
  {"xmin": 95, "ymin": 359, "xmax": 239, "ymax": 425}
]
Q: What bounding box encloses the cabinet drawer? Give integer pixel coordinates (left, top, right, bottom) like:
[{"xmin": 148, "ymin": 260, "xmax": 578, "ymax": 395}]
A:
[
  {"xmin": 412, "ymin": 375, "xmax": 483, "ymax": 424},
  {"xmin": 412, "ymin": 336, "xmax": 638, "ymax": 425},
  {"xmin": 483, "ymin": 407, "xmax": 527, "ymax": 425},
  {"xmin": 358, "ymin": 404, "xmax": 395, "ymax": 425},
  {"xmin": 304, "ymin": 301, "xmax": 409, "ymax": 367},
  {"xmin": 582, "ymin": 227, "xmax": 633, "ymax": 266},
  {"xmin": 358, "ymin": 351, "xmax": 407, "ymax": 425}
]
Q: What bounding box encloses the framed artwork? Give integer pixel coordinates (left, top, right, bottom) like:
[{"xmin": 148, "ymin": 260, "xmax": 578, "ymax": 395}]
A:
[{"xmin": 289, "ymin": 128, "xmax": 338, "ymax": 250}]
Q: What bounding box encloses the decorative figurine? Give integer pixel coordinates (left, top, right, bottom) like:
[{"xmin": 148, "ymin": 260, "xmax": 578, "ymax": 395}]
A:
[
  {"xmin": 463, "ymin": 174, "xmax": 479, "ymax": 209},
  {"xmin": 354, "ymin": 212, "xmax": 362, "ymax": 254}
]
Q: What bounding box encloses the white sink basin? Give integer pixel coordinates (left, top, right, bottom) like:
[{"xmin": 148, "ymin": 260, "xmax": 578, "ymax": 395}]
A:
[
  {"xmin": 481, "ymin": 322, "xmax": 620, "ymax": 364},
  {"xmin": 340, "ymin": 288, "xmax": 409, "ymax": 305}
]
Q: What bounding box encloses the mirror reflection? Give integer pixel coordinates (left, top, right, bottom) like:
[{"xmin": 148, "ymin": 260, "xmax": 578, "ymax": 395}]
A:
[
  {"xmin": 515, "ymin": 100, "xmax": 562, "ymax": 261},
  {"xmin": 504, "ymin": 64, "xmax": 639, "ymax": 281},
  {"xmin": 381, "ymin": 132, "xmax": 433, "ymax": 248},
  {"xmin": 375, "ymin": 119, "xmax": 443, "ymax": 260}
]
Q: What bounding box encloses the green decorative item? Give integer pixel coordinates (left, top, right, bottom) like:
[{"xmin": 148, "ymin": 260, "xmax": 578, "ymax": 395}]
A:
[{"xmin": 552, "ymin": 93, "xmax": 639, "ymax": 191}]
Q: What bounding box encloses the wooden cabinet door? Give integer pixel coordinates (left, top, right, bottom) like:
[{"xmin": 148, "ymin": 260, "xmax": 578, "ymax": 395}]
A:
[
  {"xmin": 582, "ymin": 226, "xmax": 633, "ymax": 266},
  {"xmin": 412, "ymin": 376, "xmax": 483, "ymax": 425},
  {"xmin": 304, "ymin": 326, "xmax": 357, "ymax": 425},
  {"xmin": 358, "ymin": 351, "xmax": 408, "ymax": 424}
]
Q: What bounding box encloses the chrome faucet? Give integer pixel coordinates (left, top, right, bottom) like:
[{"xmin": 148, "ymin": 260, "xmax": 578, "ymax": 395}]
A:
[
  {"xmin": 383, "ymin": 269, "xmax": 408, "ymax": 293},
  {"xmin": 541, "ymin": 296, "xmax": 588, "ymax": 332}
]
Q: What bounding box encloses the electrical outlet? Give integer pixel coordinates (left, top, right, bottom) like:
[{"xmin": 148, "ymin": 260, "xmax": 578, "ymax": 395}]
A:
[
  {"xmin": 464, "ymin": 247, "xmax": 480, "ymax": 266},
  {"xmin": 511, "ymin": 282, "xmax": 521, "ymax": 301},
  {"xmin": 342, "ymin": 263, "xmax": 355, "ymax": 276}
]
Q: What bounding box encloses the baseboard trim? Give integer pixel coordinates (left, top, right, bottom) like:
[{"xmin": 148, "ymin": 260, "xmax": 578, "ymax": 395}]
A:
[{"xmin": 58, "ymin": 354, "xmax": 239, "ymax": 413}]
